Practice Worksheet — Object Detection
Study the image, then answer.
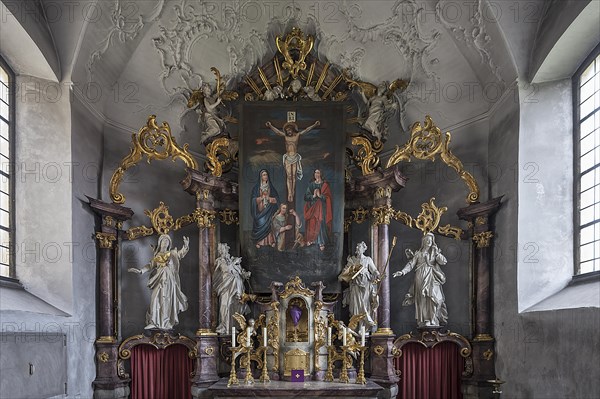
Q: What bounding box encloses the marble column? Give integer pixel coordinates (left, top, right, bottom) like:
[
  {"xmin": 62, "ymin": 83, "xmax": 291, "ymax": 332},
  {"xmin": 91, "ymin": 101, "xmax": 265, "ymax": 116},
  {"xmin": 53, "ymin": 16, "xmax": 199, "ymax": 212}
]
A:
[
  {"xmin": 457, "ymin": 197, "xmax": 503, "ymax": 396},
  {"xmin": 370, "ymin": 190, "xmax": 399, "ymax": 397},
  {"xmin": 88, "ymin": 197, "xmax": 133, "ymax": 399},
  {"xmin": 192, "ymin": 190, "xmax": 219, "ymax": 394},
  {"xmin": 181, "ymin": 169, "xmax": 238, "ymax": 397}
]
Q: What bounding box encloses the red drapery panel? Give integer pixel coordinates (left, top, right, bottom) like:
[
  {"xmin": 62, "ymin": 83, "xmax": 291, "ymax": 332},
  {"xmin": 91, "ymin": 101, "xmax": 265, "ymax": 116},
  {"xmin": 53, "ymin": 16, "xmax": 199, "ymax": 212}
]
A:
[
  {"xmin": 395, "ymin": 341, "xmax": 464, "ymax": 399},
  {"xmin": 131, "ymin": 344, "xmax": 193, "ymax": 399}
]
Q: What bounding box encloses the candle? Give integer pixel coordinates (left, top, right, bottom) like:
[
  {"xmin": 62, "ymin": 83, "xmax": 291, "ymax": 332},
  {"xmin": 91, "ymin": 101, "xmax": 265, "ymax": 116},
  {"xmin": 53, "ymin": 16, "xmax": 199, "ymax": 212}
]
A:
[
  {"xmin": 327, "ymin": 327, "xmax": 332, "ymax": 346},
  {"xmin": 246, "ymin": 329, "xmax": 251, "ymax": 347},
  {"xmin": 232, "ymin": 327, "xmax": 236, "ymax": 347},
  {"xmin": 342, "ymin": 327, "xmax": 347, "ymax": 346},
  {"xmin": 263, "ymin": 327, "xmax": 267, "ymax": 347},
  {"xmin": 360, "ymin": 326, "xmax": 365, "ymax": 347}
]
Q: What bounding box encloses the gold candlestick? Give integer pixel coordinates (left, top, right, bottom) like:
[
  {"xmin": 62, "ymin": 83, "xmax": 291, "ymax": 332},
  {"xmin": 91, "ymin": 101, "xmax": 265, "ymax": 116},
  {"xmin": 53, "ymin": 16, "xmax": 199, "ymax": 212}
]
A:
[
  {"xmin": 325, "ymin": 345, "xmax": 335, "ymax": 382},
  {"xmin": 259, "ymin": 347, "xmax": 270, "ymax": 383},
  {"xmin": 356, "ymin": 346, "xmax": 366, "ymax": 385},
  {"xmin": 227, "ymin": 346, "xmax": 239, "ymax": 387},
  {"xmin": 244, "ymin": 345, "xmax": 255, "ymax": 384},
  {"xmin": 339, "ymin": 346, "xmax": 350, "ymax": 383}
]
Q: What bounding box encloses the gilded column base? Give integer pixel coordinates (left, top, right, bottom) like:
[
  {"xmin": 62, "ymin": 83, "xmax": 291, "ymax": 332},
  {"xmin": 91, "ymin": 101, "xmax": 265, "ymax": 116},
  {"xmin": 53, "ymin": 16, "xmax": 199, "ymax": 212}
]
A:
[
  {"xmin": 369, "ymin": 335, "xmax": 399, "ymax": 385},
  {"xmin": 191, "ymin": 335, "xmax": 219, "ymax": 387},
  {"xmin": 93, "ymin": 341, "xmax": 130, "ymax": 392},
  {"xmin": 465, "ymin": 340, "xmax": 497, "ymax": 383}
]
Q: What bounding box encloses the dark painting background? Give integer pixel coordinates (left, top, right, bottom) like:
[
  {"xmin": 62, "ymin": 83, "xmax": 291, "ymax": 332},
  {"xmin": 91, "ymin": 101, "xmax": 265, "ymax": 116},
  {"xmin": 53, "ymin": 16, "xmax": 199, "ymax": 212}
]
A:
[{"xmin": 239, "ymin": 102, "xmax": 346, "ymax": 293}]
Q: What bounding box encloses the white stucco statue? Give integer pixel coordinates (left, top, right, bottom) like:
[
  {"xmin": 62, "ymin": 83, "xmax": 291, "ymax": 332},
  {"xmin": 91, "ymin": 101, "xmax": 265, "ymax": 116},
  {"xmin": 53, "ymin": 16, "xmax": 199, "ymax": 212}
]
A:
[
  {"xmin": 128, "ymin": 234, "xmax": 189, "ymax": 330},
  {"xmin": 393, "ymin": 233, "xmax": 448, "ymax": 327},
  {"xmin": 214, "ymin": 243, "xmax": 251, "ymax": 334},
  {"xmin": 338, "ymin": 241, "xmax": 380, "ymax": 332}
]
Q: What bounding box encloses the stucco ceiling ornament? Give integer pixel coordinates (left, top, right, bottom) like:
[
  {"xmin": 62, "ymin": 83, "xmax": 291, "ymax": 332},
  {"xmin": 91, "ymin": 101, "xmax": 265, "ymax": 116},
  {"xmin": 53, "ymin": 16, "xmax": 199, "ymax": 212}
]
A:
[
  {"xmin": 435, "ymin": 0, "xmax": 505, "ymax": 86},
  {"xmin": 87, "ymin": 0, "xmax": 166, "ymax": 80}
]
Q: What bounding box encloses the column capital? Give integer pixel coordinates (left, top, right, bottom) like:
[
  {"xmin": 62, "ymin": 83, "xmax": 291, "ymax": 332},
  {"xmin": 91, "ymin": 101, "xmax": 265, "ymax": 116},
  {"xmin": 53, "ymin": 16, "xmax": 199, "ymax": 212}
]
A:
[{"xmin": 95, "ymin": 232, "xmax": 116, "ymax": 249}]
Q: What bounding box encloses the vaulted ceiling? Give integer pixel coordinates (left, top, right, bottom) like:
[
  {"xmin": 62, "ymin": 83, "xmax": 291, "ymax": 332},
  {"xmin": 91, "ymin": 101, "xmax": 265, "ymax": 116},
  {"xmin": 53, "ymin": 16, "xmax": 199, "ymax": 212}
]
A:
[{"xmin": 8, "ymin": 0, "xmax": 591, "ymax": 148}]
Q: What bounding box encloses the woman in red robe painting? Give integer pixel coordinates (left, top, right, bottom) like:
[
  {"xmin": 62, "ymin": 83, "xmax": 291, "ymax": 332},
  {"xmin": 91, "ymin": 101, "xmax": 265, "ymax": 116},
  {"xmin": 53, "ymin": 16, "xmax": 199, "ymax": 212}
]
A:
[{"xmin": 303, "ymin": 169, "xmax": 332, "ymax": 251}]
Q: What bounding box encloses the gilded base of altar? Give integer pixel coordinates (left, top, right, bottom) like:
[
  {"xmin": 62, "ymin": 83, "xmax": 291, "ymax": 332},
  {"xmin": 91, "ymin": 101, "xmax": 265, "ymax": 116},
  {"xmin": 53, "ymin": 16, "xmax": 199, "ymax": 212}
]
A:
[{"xmin": 207, "ymin": 378, "xmax": 383, "ymax": 398}]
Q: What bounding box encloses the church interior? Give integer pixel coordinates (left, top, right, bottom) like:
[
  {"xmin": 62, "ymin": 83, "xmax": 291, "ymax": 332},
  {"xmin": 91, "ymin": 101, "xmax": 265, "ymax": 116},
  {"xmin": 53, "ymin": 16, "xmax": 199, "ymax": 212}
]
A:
[{"xmin": 0, "ymin": 0, "xmax": 599, "ymax": 398}]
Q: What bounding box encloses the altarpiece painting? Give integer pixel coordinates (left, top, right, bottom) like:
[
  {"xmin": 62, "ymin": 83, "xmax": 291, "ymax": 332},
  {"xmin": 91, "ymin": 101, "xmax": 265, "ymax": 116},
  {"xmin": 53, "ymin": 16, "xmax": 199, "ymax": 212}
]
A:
[{"xmin": 239, "ymin": 103, "xmax": 345, "ymax": 292}]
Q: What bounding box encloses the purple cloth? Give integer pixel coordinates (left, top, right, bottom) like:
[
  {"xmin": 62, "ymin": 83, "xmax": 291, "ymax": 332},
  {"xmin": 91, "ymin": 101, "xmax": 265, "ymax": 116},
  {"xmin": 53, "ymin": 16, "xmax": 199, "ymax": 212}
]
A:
[
  {"xmin": 289, "ymin": 305, "xmax": 302, "ymax": 327},
  {"xmin": 291, "ymin": 370, "xmax": 304, "ymax": 382}
]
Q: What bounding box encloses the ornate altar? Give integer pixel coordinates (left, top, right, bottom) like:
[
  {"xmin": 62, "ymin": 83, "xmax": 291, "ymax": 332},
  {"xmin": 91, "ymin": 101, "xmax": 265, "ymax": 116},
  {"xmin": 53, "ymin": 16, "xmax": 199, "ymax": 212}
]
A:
[{"xmin": 87, "ymin": 26, "xmax": 504, "ymax": 399}]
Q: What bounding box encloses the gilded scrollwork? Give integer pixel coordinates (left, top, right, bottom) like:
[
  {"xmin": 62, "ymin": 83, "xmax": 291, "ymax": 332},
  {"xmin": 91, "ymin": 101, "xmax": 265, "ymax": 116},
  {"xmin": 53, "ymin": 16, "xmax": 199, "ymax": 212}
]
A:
[
  {"xmin": 218, "ymin": 209, "xmax": 239, "ymax": 225},
  {"xmin": 95, "ymin": 232, "xmax": 116, "ymax": 249},
  {"xmin": 279, "ymin": 276, "xmax": 315, "ymax": 299},
  {"xmin": 205, "ymin": 137, "xmax": 238, "ymax": 177},
  {"xmin": 348, "ymin": 136, "xmax": 383, "ymax": 176},
  {"xmin": 194, "ymin": 208, "xmax": 216, "ymax": 229},
  {"xmin": 267, "ymin": 301, "xmax": 280, "ymax": 371},
  {"xmin": 145, "ymin": 201, "xmax": 174, "ymax": 235},
  {"xmin": 97, "ymin": 351, "xmax": 109, "ymax": 363},
  {"xmin": 473, "ymin": 231, "xmax": 494, "ymax": 248},
  {"xmin": 313, "ymin": 301, "xmax": 326, "ymax": 372},
  {"xmin": 393, "ymin": 198, "xmax": 463, "ymax": 239},
  {"xmin": 372, "ymin": 205, "xmax": 397, "ymax": 226},
  {"xmin": 109, "ymin": 115, "xmax": 199, "ymax": 204},
  {"xmin": 276, "ymin": 27, "xmax": 314, "ymax": 79},
  {"xmin": 386, "ymin": 115, "xmax": 480, "ymax": 204}
]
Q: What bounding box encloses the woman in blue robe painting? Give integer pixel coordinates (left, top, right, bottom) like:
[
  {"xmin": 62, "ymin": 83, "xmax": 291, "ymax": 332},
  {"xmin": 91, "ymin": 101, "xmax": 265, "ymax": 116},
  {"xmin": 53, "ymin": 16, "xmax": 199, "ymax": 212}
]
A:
[{"xmin": 251, "ymin": 169, "xmax": 280, "ymax": 248}]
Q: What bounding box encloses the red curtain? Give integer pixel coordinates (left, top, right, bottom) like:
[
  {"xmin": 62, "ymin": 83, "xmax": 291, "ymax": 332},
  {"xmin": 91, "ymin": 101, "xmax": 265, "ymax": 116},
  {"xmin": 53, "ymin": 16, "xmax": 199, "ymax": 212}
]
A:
[
  {"xmin": 131, "ymin": 344, "xmax": 194, "ymax": 399},
  {"xmin": 396, "ymin": 342, "xmax": 464, "ymax": 399}
]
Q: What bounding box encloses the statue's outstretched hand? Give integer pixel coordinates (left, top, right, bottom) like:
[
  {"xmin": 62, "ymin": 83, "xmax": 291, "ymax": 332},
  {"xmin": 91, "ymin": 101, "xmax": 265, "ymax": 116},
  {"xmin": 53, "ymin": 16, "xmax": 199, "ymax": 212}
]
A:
[
  {"xmin": 183, "ymin": 236, "xmax": 190, "ymax": 247},
  {"xmin": 392, "ymin": 271, "xmax": 403, "ymax": 278},
  {"xmin": 128, "ymin": 268, "xmax": 142, "ymax": 274}
]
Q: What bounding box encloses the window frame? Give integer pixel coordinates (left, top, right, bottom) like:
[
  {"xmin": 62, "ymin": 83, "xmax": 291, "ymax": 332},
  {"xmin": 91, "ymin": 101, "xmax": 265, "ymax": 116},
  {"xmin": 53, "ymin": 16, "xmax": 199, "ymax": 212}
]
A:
[
  {"xmin": 573, "ymin": 42, "xmax": 600, "ymax": 277},
  {"xmin": 0, "ymin": 55, "xmax": 16, "ymax": 281}
]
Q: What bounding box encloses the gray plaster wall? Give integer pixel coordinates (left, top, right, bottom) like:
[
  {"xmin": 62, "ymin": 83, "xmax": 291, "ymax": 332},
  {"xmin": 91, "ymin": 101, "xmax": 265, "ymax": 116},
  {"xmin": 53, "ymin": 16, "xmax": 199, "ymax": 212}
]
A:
[
  {"xmin": 490, "ymin": 82, "xmax": 600, "ymax": 398},
  {"xmin": 518, "ymin": 79, "xmax": 574, "ymax": 312},
  {"xmin": 101, "ymin": 123, "xmax": 200, "ymax": 339},
  {"xmin": 385, "ymin": 118, "xmax": 489, "ymax": 338},
  {"xmin": 0, "ymin": 91, "xmax": 101, "ymax": 398}
]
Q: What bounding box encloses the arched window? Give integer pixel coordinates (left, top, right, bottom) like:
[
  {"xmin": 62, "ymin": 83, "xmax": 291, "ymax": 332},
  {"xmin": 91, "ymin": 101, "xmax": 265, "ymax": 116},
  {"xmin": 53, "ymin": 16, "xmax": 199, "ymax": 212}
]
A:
[
  {"xmin": 575, "ymin": 44, "xmax": 600, "ymax": 276},
  {"xmin": 0, "ymin": 57, "xmax": 14, "ymax": 278}
]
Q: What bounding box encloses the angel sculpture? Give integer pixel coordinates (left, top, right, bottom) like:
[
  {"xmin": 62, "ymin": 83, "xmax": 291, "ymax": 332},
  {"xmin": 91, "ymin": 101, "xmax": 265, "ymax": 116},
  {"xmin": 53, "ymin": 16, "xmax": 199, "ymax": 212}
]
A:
[
  {"xmin": 187, "ymin": 67, "xmax": 239, "ymax": 144},
  {"xmin": 345, "ymin": 74, "xmax": 408, "ymax": 141},
  {"xmin": 233, "ymin": 312, "xmax": 266, "ymax": 348},
  {"xmin": 327, "ymin": 313, "xmax": 366, "ymax": 357}
]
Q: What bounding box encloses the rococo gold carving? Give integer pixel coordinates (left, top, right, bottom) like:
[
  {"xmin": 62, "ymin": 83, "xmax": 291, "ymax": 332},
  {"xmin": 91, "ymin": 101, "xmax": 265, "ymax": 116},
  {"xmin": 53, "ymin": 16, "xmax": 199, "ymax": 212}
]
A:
[
  {"xmin": 145, "ymin": 201, "xmax": 174, "ymax": 235},
  {"xmin": 372, "ymin": 205, "xmax": 397, "ymax": 226},
  {"xmin": 348, "ymin": 136, "xmax": 383, "ymax": 176},
  {"xmin": 279, "ymin": 276, "xmax": 315, "ymax": 299},
  {"xmin": 475, "ymin": 216, "xmax": 488, "ymax": 225},
  {"xmin": 386, "ymin": 115, "xmax": 480, "ymax": 204},
  {"xmin": 126, "ymin": 225, "xmax": 154, "ymax": 241},
  {"xmin": 395, "ymin": 198, "xmax": 463, "ymax": 239},
  {"xmin": 483, "ymin": 349, "xmax": 494, "ymax": 361},
  {"xmin": 204, "ymin": 346, "xmax": 214, "ymax": 356},
  {"xmin": 103, "ymin": 216, "xmax": 115, "ymax": 228},
  {"xmin": 194, "ymin": 208, "xmax": 216, "ymax": 229},
  {"xmin": 98, "ymin": 351, "xmax": 109, "ymax": 363},
  {"xmin": 109, "ymin": 115, "xmax": 199, "ymax": 204},
  {"xmin": 218, "ymin": 209, "xmax": 239, "ymax": 225},
  {"xmin": 276, "ymin": 28, "xmax": 314, "ymax": 79},
  {"xmin": 373, "ymin": 345, "xmax": 385, "ymax": 356},
  {"xmin": 95, "ymin": 233, "xmax": 116, "ymax": 249},
  {"xmin": 205, "ymin": 137, "xmax": 237, "ymax": 177},
  {"xmin": 313, "ymin": 301, "xmax": 326, "ymax": 372},
  {"xmin": 267, "ymin": 301, "xmax": 280, "ymax": 371},
  {"xmin": 473, "ymin": 231, "xmax": 494, "ymax": 248}
]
